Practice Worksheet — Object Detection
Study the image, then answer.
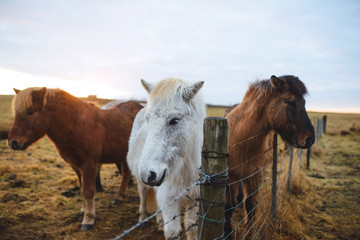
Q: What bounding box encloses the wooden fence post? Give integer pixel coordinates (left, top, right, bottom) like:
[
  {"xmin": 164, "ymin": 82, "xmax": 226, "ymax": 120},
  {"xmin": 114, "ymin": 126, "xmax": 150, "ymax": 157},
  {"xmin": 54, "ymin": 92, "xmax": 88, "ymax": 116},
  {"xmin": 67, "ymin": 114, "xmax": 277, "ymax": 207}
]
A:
[
  {"xmin": 323, "ymin": 115, "xmax": 327, "ymax": 134},
  {"xmin": 198, "ymin": 117, "xmax": 228, "ymax": 240},
  {"xmin": 271, "ymin": 133, "xmax": 278, "ymax": 224},
  {"xmin": 313, "ymin": 117, "xmax": 317, "ymax": 142},
  {"xmin": 306, "ymin": 147, "xmax": 311, "ymax": 169},
  {"xmin": 317, "ymin": 118, "xmax": 321, "ymax": 142},
  {"xmin": 287, "ymin": 145, "xmax": 294, "ymax": 192}
]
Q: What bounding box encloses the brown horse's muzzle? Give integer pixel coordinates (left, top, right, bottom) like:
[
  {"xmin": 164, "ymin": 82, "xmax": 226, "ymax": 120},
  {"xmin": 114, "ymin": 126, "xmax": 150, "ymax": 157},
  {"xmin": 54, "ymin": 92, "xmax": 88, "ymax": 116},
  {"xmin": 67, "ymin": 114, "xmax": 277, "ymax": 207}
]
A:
[
  {"xmin": 9, "ymin": 139, "xmax": 29, "ymax": 151},
  {"xmin": 294, "ymin": 133, "xmax": 314, "ymax": 149}
]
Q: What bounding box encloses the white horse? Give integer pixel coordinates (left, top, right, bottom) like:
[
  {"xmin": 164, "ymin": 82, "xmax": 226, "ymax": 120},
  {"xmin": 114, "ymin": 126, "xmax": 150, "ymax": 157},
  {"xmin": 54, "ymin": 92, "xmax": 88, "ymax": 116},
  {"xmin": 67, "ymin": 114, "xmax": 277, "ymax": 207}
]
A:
[{"xmin": 127, "ymin": 78, "xmax": 206, "ymax": 239}]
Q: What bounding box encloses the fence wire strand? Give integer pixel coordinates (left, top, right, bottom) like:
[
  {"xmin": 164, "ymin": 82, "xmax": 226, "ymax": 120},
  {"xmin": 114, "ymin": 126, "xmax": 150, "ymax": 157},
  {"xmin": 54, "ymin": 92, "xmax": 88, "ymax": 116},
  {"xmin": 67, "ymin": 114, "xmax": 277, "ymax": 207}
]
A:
[{"xmin": 112, "ymin": 117, "xmax": 325, "ymax": 239}]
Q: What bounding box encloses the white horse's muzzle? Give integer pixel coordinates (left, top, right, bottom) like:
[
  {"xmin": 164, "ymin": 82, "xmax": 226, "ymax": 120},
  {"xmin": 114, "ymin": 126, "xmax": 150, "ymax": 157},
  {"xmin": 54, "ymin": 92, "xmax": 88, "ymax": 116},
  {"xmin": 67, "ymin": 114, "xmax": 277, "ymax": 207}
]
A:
[{"xmin": 140, "ymin": 169, "xmax": 167, "ymax": 187}]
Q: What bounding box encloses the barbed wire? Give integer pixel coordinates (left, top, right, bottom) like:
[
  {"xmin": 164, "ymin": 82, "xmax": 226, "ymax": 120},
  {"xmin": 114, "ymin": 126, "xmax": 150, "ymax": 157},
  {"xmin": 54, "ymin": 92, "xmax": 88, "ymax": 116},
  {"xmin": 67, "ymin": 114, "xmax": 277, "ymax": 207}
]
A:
[
  {"xmin": 229, "ymin": 131, "xmax": 266, "ymax": 149},
  {"xmin": 112, "ymin": 165, "xmax": 228, "ymax": 239},
  {"xmin": 112, "ymin": 118, "xmax": 325, "ymax": 239},
  {"xmin": 111, "ymin": 180, "xmax": 199, "ymax": 240},
  {"xmin": 138, "ymin": 200, "xmax": 199, "ymax": 240}
]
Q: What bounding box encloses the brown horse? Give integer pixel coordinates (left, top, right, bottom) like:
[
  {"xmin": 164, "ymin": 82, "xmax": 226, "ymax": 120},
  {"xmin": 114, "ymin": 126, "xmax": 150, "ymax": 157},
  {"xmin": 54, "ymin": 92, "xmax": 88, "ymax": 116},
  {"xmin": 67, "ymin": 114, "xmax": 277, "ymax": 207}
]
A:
[
  {"xmin": 0, "ymin": 125, "xmax": 115, "ymax": 193},
  {"xmin": 8, "ymin": 87, "xmax": 143, "ymax": 230},
  {"xmin": 224, "ymin": 75, "xmax": 314, "ymax": 237}
]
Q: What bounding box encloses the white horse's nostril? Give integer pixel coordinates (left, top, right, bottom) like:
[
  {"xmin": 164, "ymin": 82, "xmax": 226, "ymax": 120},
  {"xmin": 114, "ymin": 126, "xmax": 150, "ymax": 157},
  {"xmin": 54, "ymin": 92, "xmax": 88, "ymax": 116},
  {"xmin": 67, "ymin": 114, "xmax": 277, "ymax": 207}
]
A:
[{"xmin": 148, "ymin": 171, "xmax": 157, "ymax": 183}]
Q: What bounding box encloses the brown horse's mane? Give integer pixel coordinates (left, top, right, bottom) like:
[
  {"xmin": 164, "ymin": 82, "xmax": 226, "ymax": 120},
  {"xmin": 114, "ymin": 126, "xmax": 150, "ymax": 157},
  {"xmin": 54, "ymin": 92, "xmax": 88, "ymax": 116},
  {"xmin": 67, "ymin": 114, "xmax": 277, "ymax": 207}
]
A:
[
  {"xmin": 13, "ymin": 88, "xmax": 92, "ymax": 116},
  {"xmin": 247, "ymin": 75, "xmax": 307, "ymax": 104},
  {"xmin": 13, "ymin": 88, "xmax": 56, "ymax": 116},
  {"xmin": 229, "ymin": 75, "xmax": 307, "ymax": 125}
]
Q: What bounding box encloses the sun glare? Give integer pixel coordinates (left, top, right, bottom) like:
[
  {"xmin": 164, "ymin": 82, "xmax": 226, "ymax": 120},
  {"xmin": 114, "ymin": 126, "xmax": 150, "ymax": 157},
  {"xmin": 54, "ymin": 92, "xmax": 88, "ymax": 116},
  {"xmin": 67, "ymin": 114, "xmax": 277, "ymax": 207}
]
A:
[{"xmin": 0, "ymin": 67, "xmax": 129, "ymax": 100}]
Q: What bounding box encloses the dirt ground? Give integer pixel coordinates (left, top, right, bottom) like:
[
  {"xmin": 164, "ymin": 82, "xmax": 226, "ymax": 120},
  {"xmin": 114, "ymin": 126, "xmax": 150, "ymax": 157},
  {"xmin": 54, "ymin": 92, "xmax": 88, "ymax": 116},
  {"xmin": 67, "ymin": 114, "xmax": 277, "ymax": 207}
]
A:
[
  {"xmin": 0, "ymin": 99, "xmax": 359, "ymax": 239},
  {"xmin": 303, "ymin": 130, "xmax": 360, "ymax": 239}
]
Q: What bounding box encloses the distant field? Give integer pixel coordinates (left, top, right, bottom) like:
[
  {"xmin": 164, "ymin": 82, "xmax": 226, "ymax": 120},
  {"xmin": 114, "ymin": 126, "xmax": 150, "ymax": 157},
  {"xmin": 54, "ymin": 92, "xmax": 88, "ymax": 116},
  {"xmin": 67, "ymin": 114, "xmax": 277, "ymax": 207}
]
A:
[{"xmin": 0, "ymin": 95, "xmax": 359, "ymax": 239}]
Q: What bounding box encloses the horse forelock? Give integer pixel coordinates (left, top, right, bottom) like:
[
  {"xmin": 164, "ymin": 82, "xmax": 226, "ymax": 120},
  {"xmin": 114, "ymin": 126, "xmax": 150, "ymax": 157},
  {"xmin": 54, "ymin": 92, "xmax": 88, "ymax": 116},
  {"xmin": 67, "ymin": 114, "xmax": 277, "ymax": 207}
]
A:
[
  {"xmin": 279, "ymin": 75, "xmax": 308, "ymax": 97},
  {"xmin": 247, "ymin": 75, "xmax": 307, "ymax": 103},
  {"xmin": 147, "ymin": 78, "xmax": 205, "ymax": 115},
  {"xmin": 149, "ymin": 78, "xmax": 185, "ymax": 103},
  {"xmin": 13, "ymin": 88, "xmax": 61, "ymax": 115}
]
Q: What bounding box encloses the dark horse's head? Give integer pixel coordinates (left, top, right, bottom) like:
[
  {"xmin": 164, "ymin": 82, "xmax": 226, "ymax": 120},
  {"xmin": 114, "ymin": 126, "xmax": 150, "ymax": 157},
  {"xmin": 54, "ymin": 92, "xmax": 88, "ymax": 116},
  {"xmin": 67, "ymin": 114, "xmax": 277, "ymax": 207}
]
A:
[
  {"xmin": 261, "ymin": 75, "xmax": 314, "ymax": 148},
  {"xmin": 8, "ymin": 87, "xmax": 49, "ymax": 150}
]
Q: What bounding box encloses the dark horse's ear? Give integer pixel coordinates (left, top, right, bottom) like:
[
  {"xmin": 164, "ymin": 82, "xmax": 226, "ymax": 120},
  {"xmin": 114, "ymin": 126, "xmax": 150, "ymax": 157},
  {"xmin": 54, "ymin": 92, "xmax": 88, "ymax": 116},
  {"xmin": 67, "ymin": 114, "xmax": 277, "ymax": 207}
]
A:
[
  {"xmin": 141, "ymin": 79, "xmax": 153, "ymax": 94},
  {"xmin": 183, "ymin": 81, "xmax": 204, "ymax": 102},
  {"xmin": 13, "ymin": 88, "xmax": 20, "ymax": 94},
  {"xmin": 270, "ymin": 75, "xmax": 284, "ymax": 89},
  {"xmin": 31, "ymin": 87, "xmax": 47, "ymax": 107}
]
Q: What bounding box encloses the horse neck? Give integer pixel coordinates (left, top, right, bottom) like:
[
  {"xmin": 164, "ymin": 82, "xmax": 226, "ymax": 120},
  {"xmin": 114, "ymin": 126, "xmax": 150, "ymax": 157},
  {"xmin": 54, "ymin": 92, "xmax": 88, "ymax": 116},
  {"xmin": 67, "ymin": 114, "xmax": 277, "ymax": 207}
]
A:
[
  {"xmin": 228, "ymin": 99, "xmax": 271, "ymax": 152},
  {"xmin": 44, "ymin": 92, "xmax": 97, "ymax": 142}
]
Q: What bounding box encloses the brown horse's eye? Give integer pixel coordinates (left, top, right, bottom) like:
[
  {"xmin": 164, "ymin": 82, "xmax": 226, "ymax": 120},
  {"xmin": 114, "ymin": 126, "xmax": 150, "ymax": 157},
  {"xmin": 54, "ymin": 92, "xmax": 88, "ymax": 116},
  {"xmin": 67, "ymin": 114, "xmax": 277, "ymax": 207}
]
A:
[{"xmin": 27, "ymin": 110, "xmax": 35, "ymax": 115}]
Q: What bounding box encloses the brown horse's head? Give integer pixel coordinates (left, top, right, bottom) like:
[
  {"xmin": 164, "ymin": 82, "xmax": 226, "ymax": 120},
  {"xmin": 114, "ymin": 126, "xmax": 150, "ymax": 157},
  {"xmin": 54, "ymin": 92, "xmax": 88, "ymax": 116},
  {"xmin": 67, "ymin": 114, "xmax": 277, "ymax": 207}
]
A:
[
  {"xmin": 265, "ymin": 75, "xmax": 314, "ymax": 148},
  {"xmin": 8, "ymin": 87, "xmax": 49, "ymax": 150}
]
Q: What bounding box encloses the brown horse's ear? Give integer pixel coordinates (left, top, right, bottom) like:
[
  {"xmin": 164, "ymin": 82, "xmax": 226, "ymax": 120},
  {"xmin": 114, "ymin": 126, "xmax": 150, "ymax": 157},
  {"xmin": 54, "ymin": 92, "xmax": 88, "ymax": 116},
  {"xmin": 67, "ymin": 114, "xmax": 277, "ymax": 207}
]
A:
[
  {"xmin": 141, "ymin": 79, "xmax": 153, "ymax": 94},
  {"xmin": 183, "ymin": 81, "xmax": 204, "ymax": 102},
  {"xmin": 31, "ymin": 87, "xmax": 47, "ymax": 107},
  {"xmin": 13, "ymin": 88, "xmax": 20, "ymax": 94},
  {"xmin": 270, "ymin": 75, "xmax": 284, "ymax": 89}
]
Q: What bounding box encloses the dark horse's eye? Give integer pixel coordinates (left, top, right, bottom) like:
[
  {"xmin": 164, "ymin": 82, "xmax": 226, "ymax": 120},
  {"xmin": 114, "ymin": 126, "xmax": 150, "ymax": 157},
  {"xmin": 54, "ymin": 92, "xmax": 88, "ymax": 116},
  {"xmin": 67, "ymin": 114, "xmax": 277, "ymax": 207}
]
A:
[
  {"xmin": 169, "ymin": 117, "xmax": 180, "ymax": 125},
  {"xmin": 286, "ymin": 100, "xmax": 296, "ymax": 107}
]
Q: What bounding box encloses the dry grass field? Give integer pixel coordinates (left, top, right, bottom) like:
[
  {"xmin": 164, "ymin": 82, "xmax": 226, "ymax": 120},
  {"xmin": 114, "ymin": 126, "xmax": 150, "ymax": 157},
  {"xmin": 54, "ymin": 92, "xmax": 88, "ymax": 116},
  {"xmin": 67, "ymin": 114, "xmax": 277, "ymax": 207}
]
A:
[{"xmin": 0, "ymin": 96, "xmax": 359, "ymax": 239}]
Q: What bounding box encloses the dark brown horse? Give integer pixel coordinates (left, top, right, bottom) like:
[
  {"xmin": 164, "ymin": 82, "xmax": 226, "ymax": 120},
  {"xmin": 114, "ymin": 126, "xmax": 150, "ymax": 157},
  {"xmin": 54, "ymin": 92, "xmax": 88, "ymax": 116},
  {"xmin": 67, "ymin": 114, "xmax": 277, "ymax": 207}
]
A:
[
  {"xmin": 8, "ymin": 87, "xmax": 143, "ymax": 230},
  {"xmin": 224, "ymin": 75, "xmax": 314, "ymax": 237}
]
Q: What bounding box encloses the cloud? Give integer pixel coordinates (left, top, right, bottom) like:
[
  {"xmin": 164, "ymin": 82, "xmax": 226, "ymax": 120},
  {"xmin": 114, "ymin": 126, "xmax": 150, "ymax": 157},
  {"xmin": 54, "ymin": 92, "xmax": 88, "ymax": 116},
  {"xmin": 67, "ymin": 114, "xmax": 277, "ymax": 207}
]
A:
[{"xmin": 0, "ymin": 0, "xmax": 359, "ymax": 111}]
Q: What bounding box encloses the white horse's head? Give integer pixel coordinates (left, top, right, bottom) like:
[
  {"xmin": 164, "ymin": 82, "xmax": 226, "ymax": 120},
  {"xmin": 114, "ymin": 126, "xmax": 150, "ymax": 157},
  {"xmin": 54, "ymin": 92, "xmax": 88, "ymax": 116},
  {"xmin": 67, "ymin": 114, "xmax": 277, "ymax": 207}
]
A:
[{"xmin": 138, "ymin": 78, "xmax": 206, "ymax": 187}]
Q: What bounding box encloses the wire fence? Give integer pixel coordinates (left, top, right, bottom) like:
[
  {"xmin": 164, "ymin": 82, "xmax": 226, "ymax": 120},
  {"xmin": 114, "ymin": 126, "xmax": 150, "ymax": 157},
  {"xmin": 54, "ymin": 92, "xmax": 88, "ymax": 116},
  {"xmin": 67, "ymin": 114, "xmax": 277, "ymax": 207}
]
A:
[{"xmin": 111, "ymin": 116, "xmax": 326, "ymax": 239}]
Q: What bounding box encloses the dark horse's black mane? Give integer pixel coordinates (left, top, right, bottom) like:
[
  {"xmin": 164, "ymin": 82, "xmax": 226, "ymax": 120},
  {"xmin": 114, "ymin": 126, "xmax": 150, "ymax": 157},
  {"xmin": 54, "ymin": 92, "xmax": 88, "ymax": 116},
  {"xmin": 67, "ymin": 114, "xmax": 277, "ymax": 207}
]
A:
[
  {"xmin": 223, "ymin": 75, "xmax": 307, "ymax": 117},
  {"xmin": 251, "ymin": 75, "xmax": 308, "ymax": 98}
]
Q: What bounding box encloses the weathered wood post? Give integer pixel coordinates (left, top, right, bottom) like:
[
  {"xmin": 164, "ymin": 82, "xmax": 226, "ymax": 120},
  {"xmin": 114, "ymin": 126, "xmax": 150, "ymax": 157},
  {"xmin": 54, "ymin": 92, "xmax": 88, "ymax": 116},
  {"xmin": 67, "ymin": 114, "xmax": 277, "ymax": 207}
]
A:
[
  {"xmin": 198, "ymin": 117, "xmax": 229, "ymax": 240},
  {"xmin": 313, "ymin": 117, "xmax": 317, "ymax": 142},
  {"xmin": 306, "ymin": 147, "xmax": 311, "ymax": 169},
  {"xmin": 306, "ymin": 118, "xmax": 315, "ymax": 169},
  {"xmin": 323, "ymin": 115, "xmax": 327, "ymax": 134},
  {"xmin": 317, "ymin": 118, "xmax": 321, "ymax": 142},
  {"xmin": 271, "ymin": 133, "xmax": 278, "ymax": 223},
  {"xmin": 287, "ymin": 145, "xmax": 294, "ymax": 192}
]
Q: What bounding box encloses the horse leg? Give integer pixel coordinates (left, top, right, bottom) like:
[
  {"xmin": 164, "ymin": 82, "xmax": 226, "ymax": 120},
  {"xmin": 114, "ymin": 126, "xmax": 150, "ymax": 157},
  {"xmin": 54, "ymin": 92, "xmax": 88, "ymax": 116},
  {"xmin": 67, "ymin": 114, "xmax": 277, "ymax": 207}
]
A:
[
  {"xmin": 224, "ymin": 183, "xmax": 242, "ymax": 239},
  {"xmin": 244, "ymin": 175, "xmax": 263, "ymax": 238},
  {"xmin": 116, "ymin": 163, "xmax": 134, "ymax": 186},
  {"xmin": 242, "ymin": 181, "xmax": 250, "ymax": 224},
  {"xmin": 71, "ymin": 166, "xmax": 82, "ymax": 189},
  {"xmin": 244, "ymin": 177, "xmax": 259, "ymax": 228},
  {"xmin": 95, "ymin": 164, "xmax": 104, "ymax": 192},
  {"xmin": 184, "ymin": 200, "xmax": 199, "ymax": 240},
  {"xmin": 159, "ymin": 199, "xmax": 181, "ymax": 240},
  {"xmin": 117, "ymin": 162, "xmax": 131, "ymax": 200},
  {"xmin": 136, "ymin": 179, "xmax": 150, "ymax": 222},
  {"xmin": 80, "ymin": 164, "xmax": 97, "ymax": 230}
]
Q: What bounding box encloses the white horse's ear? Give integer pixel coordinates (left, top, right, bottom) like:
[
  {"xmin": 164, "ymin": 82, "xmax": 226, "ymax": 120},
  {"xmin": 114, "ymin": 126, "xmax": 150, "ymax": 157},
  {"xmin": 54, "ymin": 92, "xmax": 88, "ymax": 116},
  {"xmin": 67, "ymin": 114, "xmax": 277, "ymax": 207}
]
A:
[
  {"xmin": 13, "ymin": 88, "xmax": 20, "ymax": 94},
  {"xmin": 141, "ymin": 79, "xmax": 153, "ymax": 94},
  {"xmin": 270, "ymin": 75, "xmax": 284, "ymax": 89},
  {"xmin": 183, "ymin": 81, "xmax": 204, "ymax": 102}
]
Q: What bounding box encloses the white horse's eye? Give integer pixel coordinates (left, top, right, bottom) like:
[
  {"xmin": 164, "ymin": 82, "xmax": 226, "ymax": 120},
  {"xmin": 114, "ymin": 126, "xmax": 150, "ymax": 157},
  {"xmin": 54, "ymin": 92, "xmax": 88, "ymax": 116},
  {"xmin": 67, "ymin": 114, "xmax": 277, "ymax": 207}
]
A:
[{"xmin": 169, "ymin": 117, "xmax": 180, "ymax": 125}]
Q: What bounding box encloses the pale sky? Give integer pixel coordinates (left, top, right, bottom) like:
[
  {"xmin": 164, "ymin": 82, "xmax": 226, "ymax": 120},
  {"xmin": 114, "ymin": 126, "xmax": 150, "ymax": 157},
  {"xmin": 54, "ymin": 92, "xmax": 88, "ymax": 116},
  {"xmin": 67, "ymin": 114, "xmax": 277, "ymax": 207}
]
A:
[{"xmin": 0, "ymin": 0, "xmax": 359, "ymax": 113}]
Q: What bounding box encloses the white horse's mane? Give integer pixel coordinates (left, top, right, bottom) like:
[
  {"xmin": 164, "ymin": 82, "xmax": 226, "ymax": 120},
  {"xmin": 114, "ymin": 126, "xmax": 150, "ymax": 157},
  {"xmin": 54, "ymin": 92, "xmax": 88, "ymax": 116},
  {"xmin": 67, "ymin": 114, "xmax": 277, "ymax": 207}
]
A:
[{"xmin": 148, "ymin": 77, "xmax": 205, "ymax": 117}]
